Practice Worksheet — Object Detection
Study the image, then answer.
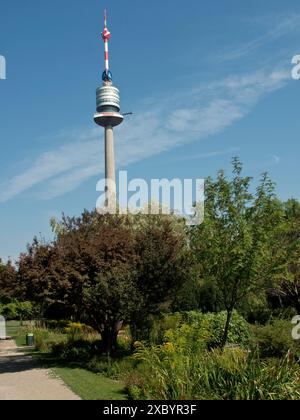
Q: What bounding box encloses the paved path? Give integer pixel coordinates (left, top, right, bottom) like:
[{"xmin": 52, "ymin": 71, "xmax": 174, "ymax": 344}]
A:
[{"xmin": 0, "ymin": 340, "xmax": 80, "ymax": 400}]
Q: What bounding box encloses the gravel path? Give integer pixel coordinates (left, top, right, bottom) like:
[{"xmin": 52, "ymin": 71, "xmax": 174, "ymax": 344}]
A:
[{"xmin": 0, "ymin": 340, "xmax": 80, "ymax": 400}]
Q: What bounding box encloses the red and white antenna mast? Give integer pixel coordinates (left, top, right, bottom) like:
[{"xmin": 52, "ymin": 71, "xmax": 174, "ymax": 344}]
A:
[{"xmin": 101, "ymin": 8, "xmax": 112, "ymax": 83}]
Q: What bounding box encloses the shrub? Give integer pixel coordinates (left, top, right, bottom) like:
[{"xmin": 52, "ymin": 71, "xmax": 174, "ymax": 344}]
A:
[
  {"xmin": 64, "ymin": 322, "xmax": 98, "ymax": 343},
  {"xmin": 18, "ymin": 326, "xmax": 66, "ymax": 353},
  {"xmin": 150, "ymin": 313, "xmax": 183, "ymax": 344},
  {"xmin": 150, "ymin": 310, "xmax": 251, "ymax": 349},
  {"xmin": 45, "ymin": 319, "xmax": 70, "ymax": 331},
  {"xmin": 16, "ymin": 301, "xmax": 33, "ymax": 320},
  {"xmin": 251, "ymin": 319, "xmax": 300, "ymax": 359},
  {"xmin": 58, "ymin": 341, "xmax": 97, "ymax": 361},
  {"xmin": 1, "ymin": 303, "xmax": 18, "ymax": 320},
  {"xmin": 87, "ymin": 355, "xmax": 135, "ymax": 379},
  {"xmin": 183, "ymin": 310, "xmax": 251, "ymax": 348},
  {"xmin": 0, "ymin": 300, "xmax": 34, "ymax": 320}
]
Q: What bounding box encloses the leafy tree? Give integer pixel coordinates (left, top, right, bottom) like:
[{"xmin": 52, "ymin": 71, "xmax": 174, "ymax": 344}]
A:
[
  {"xmin": 52, "ymin": 212, "xmax": 140, "ymax": 354},
  {"xmin": 191, "ymin": 158, "xmax": 284, "ymax": 348},
  {"xmin": 47, "ymin": 210, "xmax": 193, "ymax": 353},
  {"xmin": 17, "ymin": 301, "xmax": 34, "ymax": 322},
  {"xmin": 2, "ymin": 302, "xmax": 18, "ymax": 320},
  {"xmin": 18, "ymin": 238, "xmax": 59, "ymax": 316},
  {"xmin": 0, "ymin": 259, "xmax": 18, "ymax": 300},
  {"xmin": 271, "ymin": 199, "xmax": 300, "ymax": 312},
  {"xmin": 130, "ymin": 214, "xmax": 194, "ymax": 342}
]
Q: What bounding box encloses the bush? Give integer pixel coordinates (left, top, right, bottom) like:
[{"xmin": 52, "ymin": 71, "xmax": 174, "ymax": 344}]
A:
[
  {"xmin": 45, "ymin": 319, "xmax": 70, "ymax": 331},
  {"xmin": 64, "ymin": 322, "xmax": 98, "ymax": 343},
  {"xmin": 184, "ymin": 310, "xmax": 251, "ymax": 348},
  {"xmin": 150, "ymin": 313, "xmax": 183, "ymax": 344},
  {"xmin": 17, "ymin": 326, "xmax": 66, "ymax": 353},
  {"xmin": 0, "ymin": 300, "xmax": 34, "ymax": 320},
  {"xmin": 87, "ymin": 354, "xmax": 136, "ymax": 380},
  {"xmin": 150, "ymin": 310, "xmax": 251, "ymax": 349},
  {"xmin": 251, "ymin": 319, "xmax": 300, "ymax": 359},
  {"xmin": 1, "ymin": 303, "xmax": 18, "ymax": 320},
  {"xmin": 53, "ymin": 340, "xmax": 99, "ymax": 361}
]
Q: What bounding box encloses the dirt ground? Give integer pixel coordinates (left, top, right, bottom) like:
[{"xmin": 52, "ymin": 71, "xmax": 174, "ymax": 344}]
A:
[{"xmin": 0, "ymin": 340, "xmax": 80, "ymax": 400}]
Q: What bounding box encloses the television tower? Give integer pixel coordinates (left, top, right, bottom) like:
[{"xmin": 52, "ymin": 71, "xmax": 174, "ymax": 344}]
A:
[{"xmin": 94, "ymin": 9, "xmax": 123, "ymax": 211}]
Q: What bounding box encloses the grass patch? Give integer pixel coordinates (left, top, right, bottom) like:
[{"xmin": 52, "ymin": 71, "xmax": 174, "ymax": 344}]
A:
[
  {"xmin": 6, "ymin": 320, "xmax": 21, "ymax": 337},
  {"xmin": 5, "ymin": 320, "xmax": 27, "ymax": 346},
  {"xmin": 52, "ymin": 366, "xmax": 126, "ymax": 400}
]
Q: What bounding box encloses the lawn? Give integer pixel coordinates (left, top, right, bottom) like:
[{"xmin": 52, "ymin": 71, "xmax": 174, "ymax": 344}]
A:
[
  {"xmin": 6, "ymin": 320, "xmax": 27, "ymax": 346},
  {"xmin": 51, "ymin": 366, "xmax": 126, "ymax": 400}
]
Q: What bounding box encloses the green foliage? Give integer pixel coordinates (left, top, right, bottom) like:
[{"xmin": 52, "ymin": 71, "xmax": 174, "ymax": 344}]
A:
[
  {"xmin": 150, "ymin": 311, "xmax": 251, "ymax": 349},
  {"xmin": 18, "ymin": 210, "xmax": 193, "ymax": 353},
  {"xmin": 64, "ymin": 322, "xmax": 98, "ymax": 343},
  {"xmin": 0, "ymin": 302, "xmax": 18, "ymax": 319},
  {"xmin": 127, "ymin": 341, "xmax": 300, "ymax": 400},
  {"xmin": 0, "ymin": 300, "xmax": 34, "ymax": 320},
  {"xmin": 271, "ymin": 199, "xmax": 300, "ymax": 313},
  {"xmin": 185, "ymin": 310, "xmax": 251, "ymax": 348},
  {"xmin": 18, "ymin": 326, "xmax": 66, "ymax": 353},
  {"xmin": 44, "ymin": 319, "xmax": 70, "ymax": 330},
  {"xmin": 191, "ymin": 158, "xmax": 285, "ymax": 346},
  {"xmin": 251, "ymin": 319, "xmax": 300, "ymax": 359},
  {"xmin": 87, "ymin": 356, "xmax": 134, "ymax": 380}
]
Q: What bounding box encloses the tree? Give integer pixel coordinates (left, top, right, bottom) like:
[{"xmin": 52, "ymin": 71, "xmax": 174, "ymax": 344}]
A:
[
  {"xmin": 17, "ymin": 301, "xmax": 34, "ymax": 322},
  {"xmin": 131, "ymin": 214, "xmax": 193, "ymax": 341},
  {"xmin": 49, "ymin": 209, "xmax": 193, "ymax": 352},
  {"xmin": 271, "ymin": 199, "xmax": 300, "ymax": 312},
  {"xmin": 18, "ymin": 238, "xmax": 59, "ymax": 317},
  {"xmin": 191, "ymin": 158, "xmax": 284, "ymax": 348},
  {"xmin": 52, "ymin": 211, "xmax": 140, "ymax": 354},
  {"xmin": 0, "ymin": 259, "xmax": 18, "ymax": 301}
]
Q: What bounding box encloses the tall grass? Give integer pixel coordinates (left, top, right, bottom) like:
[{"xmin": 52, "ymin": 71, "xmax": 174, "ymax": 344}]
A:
[{"xmin": 126, "ymin": 342, "xmax": 300, "ymax": 400}]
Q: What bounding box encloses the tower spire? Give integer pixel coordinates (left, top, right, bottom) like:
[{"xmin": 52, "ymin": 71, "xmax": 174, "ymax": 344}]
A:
[
  {"xmin": 104, "ymin": 8, "xmax": 107, "ymax": 27},
  {"xmin": 102, "ymin": 8, "xmax": 112, "ymax": 83}
]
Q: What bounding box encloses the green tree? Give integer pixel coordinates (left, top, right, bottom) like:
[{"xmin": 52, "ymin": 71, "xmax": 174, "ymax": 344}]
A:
[
  {"xmin": 16, "ymin": 301, "xmax": 33, "ymax": 322},
  {"xmin": 272, "ymin": 199, "xmax": 300, "ymax": 312},
  {"xmin": 191, "ymin": 158, "xmax": 284, "ymax": 348},
  {"xmin": 131, "ymin": 214, "xmax": 193, "ymax": 341}
]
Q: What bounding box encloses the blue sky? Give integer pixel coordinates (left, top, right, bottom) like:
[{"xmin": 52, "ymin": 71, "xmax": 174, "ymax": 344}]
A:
[{"xmin": 0, "ymin": 0, "xmax": 300, "ymax": 261}]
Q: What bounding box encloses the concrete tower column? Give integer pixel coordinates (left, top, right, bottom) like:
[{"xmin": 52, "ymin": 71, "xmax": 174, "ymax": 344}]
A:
[{"xmin": 105, "ymin": 125, "xmax": 116, "ymax": 210}]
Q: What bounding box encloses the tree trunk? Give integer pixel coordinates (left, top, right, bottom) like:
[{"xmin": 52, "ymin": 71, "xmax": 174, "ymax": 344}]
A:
[
  {"xmin": 100, "ymin": 321, "xmax": 122, "ymax": 356},
  {"xmin": 220, "ymin": 308, "xmax": 233, "ymax": 350}
]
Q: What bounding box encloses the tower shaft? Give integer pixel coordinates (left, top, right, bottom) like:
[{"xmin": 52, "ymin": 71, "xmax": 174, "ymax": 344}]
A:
[{"xmin": 104, "ymin": 125, "xmax": 116, "ymax": 208}]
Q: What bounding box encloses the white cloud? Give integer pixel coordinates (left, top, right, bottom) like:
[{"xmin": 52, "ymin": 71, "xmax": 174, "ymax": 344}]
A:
[
  {"xmin": 0, "ymin": 65, "xmax": 290, "ymax": 202},
  {"xmin": 167, "ymin": 147, "xmax": 240, "ymax": 164},
  {"xmin": 269, "ymin": 154, "xmax": 281, "ymax": 165},
  {"xmin": 217, "ymin": 14, "xmax": 300, "ymax": 62},
  {"xmin": 0, "ymin": 140, "xmax": 100, "ymax": 203}
]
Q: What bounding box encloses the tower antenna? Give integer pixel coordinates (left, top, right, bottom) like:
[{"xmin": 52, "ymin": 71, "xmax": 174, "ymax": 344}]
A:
[{"xmin": 102, "ymin": 7, "xmax": 112, "ymax": 83}]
